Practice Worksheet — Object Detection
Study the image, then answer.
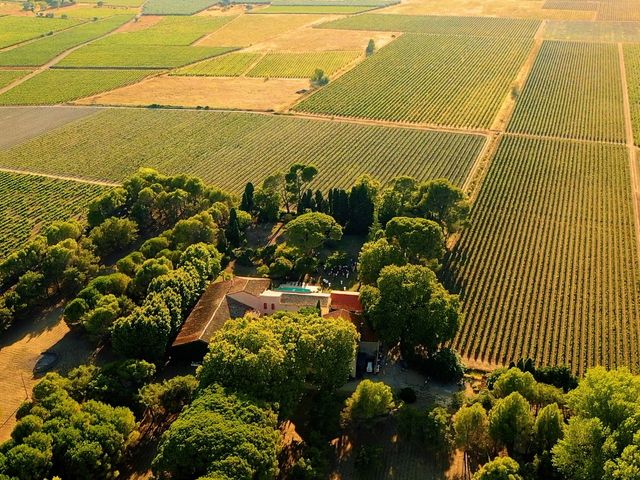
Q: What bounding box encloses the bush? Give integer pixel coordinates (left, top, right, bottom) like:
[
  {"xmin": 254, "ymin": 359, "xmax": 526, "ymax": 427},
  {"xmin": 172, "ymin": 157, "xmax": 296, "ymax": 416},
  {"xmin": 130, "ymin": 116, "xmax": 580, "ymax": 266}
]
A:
[
  {"xmin": 420, "ymin": 348, "xmax": 465, "ymax": 382},
  {"xmin": 398, "ymin": 387, "xmax": 417, "ymax": 404}
]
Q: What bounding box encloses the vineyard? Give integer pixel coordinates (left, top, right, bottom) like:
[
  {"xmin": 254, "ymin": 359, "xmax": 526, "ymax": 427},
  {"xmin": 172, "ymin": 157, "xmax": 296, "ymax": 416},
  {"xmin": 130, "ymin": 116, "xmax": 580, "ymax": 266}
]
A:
[
  {"xmin": 597, "ymin": 1, "xmax": 640, "ymax": 21},
  {"xmin": 295, "ymin": 34, "xmax": 532, "ymax": 128},
  {"xmin": 319, "ymin": 14, "xmax": 541, "ymax": 37},
  {"xmin": 0, "ymin": 15, "xmax": 133, "ymax": 67},
  {"xmin": 55, "ymin": 5, "xmax": 138, "ymax": 18},
  {"xmin": 0, "ymin": 171, "xmax": 109, "ymax": 259},
  {"xmin": 143, "ymin": 0, "xmax": 220, "ymax": 15},
  {"xmin": 449, "ymin": 135, "xmax": 640, "ymax": 374},
  {"xmin": 57, "ymin": 44, "xmax": 234, "ymax": 68},
  {"xmin": 260, "ymin": 5, "xmax": 370, "ymax": 13},
  {"xmin": 247, "ymin": 51, "xmax": 360, "ymax": 78},
  {"xmin": 624, "ymin": 44, "xmax": 640, "ymax": 146},
  {"xmin": 542, "ymin": 0, "xmax": 598, "ymax": 11},
  {"xmin": 508, "ymin": 41, "xmax": 625, "ymax": 142},
  {"xmin": 543, "ymin": 20, "xmax": 640, "ymax": 42},
  {"xmin": 0, "ymin": 108, "xmax": 486, "ymax": 191},
  {"xmin": 0, "ymin": 70, "xmax": 29, "ymax": 89},
  {"xmin": 171, "ymin": 53, "xmax": 261, "ymax": 77},
  {"xmin": 0, "ymin": 69, "xmax": 159, "ymax": 105},
  {"xmin": 82, "ymin": 0, "xmax": 145, "ymax": 6},
  {"xmin": 0, "ymin": 16, "xmax": 82, "ymax": 48}
]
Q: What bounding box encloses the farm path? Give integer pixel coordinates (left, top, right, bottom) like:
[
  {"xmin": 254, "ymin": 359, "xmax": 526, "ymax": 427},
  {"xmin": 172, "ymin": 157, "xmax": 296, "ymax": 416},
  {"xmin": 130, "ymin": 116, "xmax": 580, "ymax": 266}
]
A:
[
  {"xmin": 0, "ymin": 15, "xmax": 138, "ymax": 97},
  {"xmin": 618, "ymin": 42, "xmax": 640, "ymax": 259},
  {"xmin": 0, "ymin": 166, "xmax": 120, "ymax": 187}
]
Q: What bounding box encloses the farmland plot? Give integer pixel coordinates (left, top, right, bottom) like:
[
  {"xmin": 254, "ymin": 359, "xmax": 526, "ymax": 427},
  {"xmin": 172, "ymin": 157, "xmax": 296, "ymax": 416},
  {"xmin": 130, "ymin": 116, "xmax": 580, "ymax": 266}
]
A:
[
  {"xmin": 0, "ymin": 15, "xmax": 133, "ymax": 67},
  {"xmin": 82, "ymin": 0, "xmax": 145, "ymax": 6},
  {"xmin": 0, "ymin": 171, "xmax": 108, "ymax": 259},
  {"xmin": 0, "ymin": 69, "xmax": 158, "ymax": 105},
  {"xmin": 171, "ymin": 53, "xmax": 261, "ymax": 76},
  {"xmin": 0, "ymin": 70, "xmax": 29, "ymax": 89},
  {"xmin": 0, "ymin": 108, "xmax": 486, "ymax": 191},
  {"xmin": 259, "ymin": 5, "xmax": 371, "ymax": 13},
  {"xmin": 624, "ymin": 44, "xmax": 640, "ymax": 146},
  {"xmin": 543, "ymin": 20, "xmax": 640, "ymax": 42},
  {"xmin": 0, "ymin": 16, "xmax": 82, "ymax": 48},
  {"xmin": 143, "ymin": 0, "xmax": 220, "ymax": 15},
  {"xmin": 319, "ymin": 14, "xmax": 541, "ymax": 37},
  {"xmin": 449, "ymin": 135, "xmax": 640, "ymax": 374},
  {"xmin": 508, "ymin": 41, "xmax": 625, "ymax": 143},
  {"xmin": 247, "ymin": 51, "xmax": 360, "ymax": 78},
  {"xmin": 295, "ymin": 34, "xmax": 532, "ymax": 128}
]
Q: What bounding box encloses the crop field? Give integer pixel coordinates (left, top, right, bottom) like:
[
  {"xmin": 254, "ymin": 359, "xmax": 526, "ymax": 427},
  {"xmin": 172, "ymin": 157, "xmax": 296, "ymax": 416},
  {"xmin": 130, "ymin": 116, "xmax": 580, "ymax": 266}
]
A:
[
  {"xmin": 198, "ymin": 14, "xmax": 321, "ymax": 47},
  {"xmin": 54, "ymin": 5, "xmax": 139, "ymax": 18},
  {"xmin": 143, "ymin": 0, "xmax": 219, "ymax": 15},
  {"xmin": 508, "ymin": 41, "xmax": 625, "ymax": 143},
  {"xmin": 0, "ymin": 70, "xmax": 29, "ymax": 88},
  {"xmin": 319, "ymin": 14, "xmax": 541, "ymax": 37},
  {"xmin": 295, "ymin": 34, "xmax": 532, "ymax": 128},
  {"xmin": 57, "ymin": 44, "xmax": 234, "ymax": 68},
  {"xmin": 96, "ymin": 16, "xmax": 233, "ymax": 46},
  {"xmin": 247, "ymin": 51, "xmax": 360, "ymax": 78},
  {"xmin": 543, "ymin": 20, "xmax": 640, "ymax": 42},
  {"xmin": 259, "ymin": 5, "xmax": 371, "ymax": 13},
  {"xmin": 0, "ymin": 108, "xmax": 486, "ymax": 191},
  {"xmin": 82, "ymin": 0, "xmax": 145, "ymax": 6},
  {"xmin": 272, "ymin": 0, "xmax": 397, "ymax": 5},
  {"xmin": 171, "ymin": 52, "xmax": 261, "ymax": 76},
  {"xmin": 0, "ymin": 69, "xmax": 159, "ymax": 105},
  {"xmin": 597, "ymin": 1, "xmax": 640, "ymax": 21},
  {"xmin": 0, "ymin": 16, "xmax": 83, "ymax": 48},
  {"xmin": 450, "ymin": 136, "xmax": 640, "ymax": 374},
  {"xmin": 624, "ymin": 44, "xmax": 640, "ymax": 147},
  {"xmin": 0, "ymin": 15, "xmax": 133, "ymax": 67},
  {"xmin": 0, "ymin": 171, "xmax": 108, "ymax": 259},
  {"xmin": 543, "ymin": 0, "xmax": 597, "ymax": 10}
]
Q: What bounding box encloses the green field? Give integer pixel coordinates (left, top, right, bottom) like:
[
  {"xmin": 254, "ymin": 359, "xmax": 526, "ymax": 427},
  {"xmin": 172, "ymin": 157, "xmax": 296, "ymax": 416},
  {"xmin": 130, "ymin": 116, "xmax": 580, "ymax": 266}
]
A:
[
  {"xmin": 82, "ymin": 0, "xmax": 145, "ymax": 6},
  {"xmin": 142, "ymin": 0, "xmax": 219, "ymax": 14},
  {"xmin": 0, "ymin": 109, "xmax": 486, "ymax": 191},
  {"xmin": 624, "ymin": 44, "xmax": 640, "ymax": 146},
  {"xmin": 0, "ymin": 70, "xmax": 29, "ymax": 88},
  {"xmin": 271, "ymin": 0, "xmax": 396, "ymax": 5},
  {"xmin": 0, "ymin": 16, "xmax": 133, "ymax": 67},
  {"xmin": 96, "ymin": 16, "xmax": 232, "ymax": 46},
  {"xmin": 295, "ymin": 34, "xmax": 531, "ymax": 128},
  {"xmin": 319, "ymin": 14, "xmax": 541, "ymax": 37},
  {"xmin": 247, "ymin": 51, "xmax": 360, "ymax": 78},
  {"xmin": 0, "ymin": 171, "xmax": 108, "ymax": 259},
  {"xmin": 508, "ymin": 41, "xmax": 625, "ymax": 143},
  {"xmin": 57, "ymin": 44, "xmax": 234, "ymax": 68},
  {"xmin": 0, "ymin": 69, "xmax": 158, "ymax": 105},
  {"xmin": 0, "ymin": 16, "xmax": 83, "ymax": 48},
  {"xmin": 450, "ymin": 135, "xmax": 640, "ymax": 374},
  {"xmin": 543, "ymin": 20, "xmax": 640, "ymax": 42},
  {"xmin": 259, "ymin": 5, "xmax": 371, "ymax": 13},
  {"xmin": 54, "ymin": 5, "xmax": 139, "ymax": 18},
  {"xmin": 171, "ymin": 53, "xmax": 261, "ymax": 76}
]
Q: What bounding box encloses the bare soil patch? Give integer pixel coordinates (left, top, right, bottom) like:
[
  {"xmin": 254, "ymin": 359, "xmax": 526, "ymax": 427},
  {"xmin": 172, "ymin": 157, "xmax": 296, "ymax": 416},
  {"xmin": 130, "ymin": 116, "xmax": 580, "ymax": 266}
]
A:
[
  {"xmin": 0, "ymin": 106, "xmax": 100, "ymax": 149},
  {"xmin": 116, "ymin": 15, "xmax": 163, "ymax": 32},
  {"xmin": 76, "ymin": 75, "xmax": 309, "ymax": 111}
]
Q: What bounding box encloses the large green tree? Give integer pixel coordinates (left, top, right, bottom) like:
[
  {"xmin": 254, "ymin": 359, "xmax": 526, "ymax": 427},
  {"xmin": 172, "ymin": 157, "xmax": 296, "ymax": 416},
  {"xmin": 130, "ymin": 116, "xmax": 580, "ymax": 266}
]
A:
[
  {"xmin": 284, "ymin": 212, "xmax": 342, "ymax": 254},
  {"xmin": 488, "ymin": 392, "xmax": 534, "ymax": 455}
]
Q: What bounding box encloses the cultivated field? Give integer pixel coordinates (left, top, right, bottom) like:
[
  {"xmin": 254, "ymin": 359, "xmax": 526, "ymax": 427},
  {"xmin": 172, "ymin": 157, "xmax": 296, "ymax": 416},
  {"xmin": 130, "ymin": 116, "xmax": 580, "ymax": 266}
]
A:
[
  {"xmin": 171, "ymin": 52, "xmax": 261, "ymax": 76},
  {"xmin": 597, "ymin": 1, "xmax": 640, "ymax": 21},
  {"xmin": 543, "ymin": 20, "xmax": 640, "ymax": 42},
  {"xmin": 247, "ymin": 51, "xmax": 360, "ymax": 77},
  {"xmin": 52, "ymin": 5, "xmax": 139, "ymax": 18},
  {"xmin": 0, "ymin": 15, "xmax": 133, "ymax": 67},
  {"xmin": 0, "ymin": 69, "xmax": 159, "ymax": 105},
  {"xmin": 0, "ymin": 108, "xmax": 486, "ymax": 191},
  {"xmin": 143, "ymin": 0, "xmax": 220, "ymax": 15},
  {"xmin": 449, "ymin": 135, "xmax": 640, "ymax": 374},
  {"xmin": 624, "ymin": 44, "xmax": 640, "ymax": 146},
  {"xmin": 295, "ymin": 34, "xmax": 532, "ymax": 128},
  {"xmin": 0, "ymin": 16, "xmax": 82, "ymax": 48},
  {"xmin": 320, "ymin": 14, "xmax": 541, "ymax": 37},
  {"xmin": 0, "ymin": 171, "xmax": 108, "ymax": 257},
  {"xmin": 82, "ymin": 0, "xmax": 146, "ymax": 6},
  {"xmin": 260, "ymin": 5, "xmax": 370, "ymax": 13},
  {"xmin": 198, "ymin": 14, "xmax": 321, "ymax": 47},
  {"xmin": 0, "ymin": 70, "xmax": 29, "ymax": 89},
  {"xmin": 508, "ymin": 41, "xmax": 625, "ymax": 143}
]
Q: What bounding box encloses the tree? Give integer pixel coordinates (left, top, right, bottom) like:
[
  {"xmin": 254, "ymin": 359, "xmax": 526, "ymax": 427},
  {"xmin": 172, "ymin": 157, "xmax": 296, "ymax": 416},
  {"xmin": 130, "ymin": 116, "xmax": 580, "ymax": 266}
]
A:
[
  {"xmin": 492, "ymin": 368, "xmax": 537, "ymax": 402},
  {"xmin": 398, "ymin": 406, "xmax": 454, "ymax": 456},
  {"xmin": 240, "ymin": 182, "xmax": 255, "ymax": 213},
  {"xmin": 534, "ymin": 403, "xmax": 564, "ymax": 452},
  {"xmin": 285, "ymin": 212, "xmax": 343, "ymax": 254},
  {"xmin": 129, "ymin": 258, "xmax": 172, "ymax": 300},
  {"xmin": 89, "ymin": 217, "xmax": 138, "ymax": 259},
  {"xmin": 341, "ymin": 380, "xmax": 394, "ymax": 427},
  {"xmin": 44, "ymin": 220, "xmax": 81, "ymax": 246},
  {"xmin": 361, "ymin": 264, "xmax": 461, "ymax": 355},
  {"xmin": 454, "ymin": 402, "xmax": 489, "ymax": 454},
  {"xmin": 253, "ymin": 185, "xmax": 280, "ymax": 222},
  {"xmin": 384, "ymin": 216, "xmax": 445, "ymax": 264},
  {"xmin": 473, "ymin": 456, "xmax": 523, "ymax": 480},
  {"xmin": 139, "ymin": 375, "xmax": 198, "ymax": 421},
  {"xmin": 347, "ymin": 175, "xmax": 379, "ymax": 234},
  {"xmin": 414, "ymin": 179, "xmax": 470, "ymax": 233},
  {"xmin": 328, "ymin": 188, "xmax": 350, "ymax": 226},
  {"xmin": 488, "ymin": 392, "xmax": 533, "ymax": 455},
  {"xmin": 226, "ymin": 208, "xmax": 242, "ymax": 248},
  {"xmin": 357, "ymin": 237, "xmax": 406, "ymax": 284},
  {"xmin": 310, "ymin": 68, "xmax": 329, "ymax": 87},
  {"xmin": 552, "ymin": 417, "xmax": 606, "ymax": 480},
  {"xmin": 366, "ymin": 39, "xmax": 375, "ymax": 56}
]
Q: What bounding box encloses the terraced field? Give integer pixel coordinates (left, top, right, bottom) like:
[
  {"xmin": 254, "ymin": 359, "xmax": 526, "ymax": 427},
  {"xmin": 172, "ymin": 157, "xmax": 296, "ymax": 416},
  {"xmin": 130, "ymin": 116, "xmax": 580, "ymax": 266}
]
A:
[
  {"xmin": 624, "ymin": 44, "xmax": 640, "ymax": 146},
  {"xmin": 449, "ymin": 135, "xmax": 640, "ymax": 374},
  {"xmin": 508, "ymin": 41, "xmax": 625, "ymax": 142},
  {"xmin": 0, "ymin": 16, "xmax": 82, "ymax": 48},
  {"xmin": 0, "ymin": 171, "xmax": 109, "ymax": 259},
  {"xmin": 295, "ymin": 34, "xmax": 532, "ymax": 128},
  {"xmin": 0, "ymin": 108, "xmax": 486, "ymax": 191},
  {"xmin": 171, "ymin": 53, "xmax": 261, "ymax": 77},
  {"xmin": 319, "ymin": 14, "xmax": 541, "ymax": 37},
  {"xmin": 247, "ymin": 51, "xmax": 360, "ymax": 78},
  {"xmin": 0, "ymin": 69, "xmax": 159, "ymax": 105},
  {"xmin": 0, "ymin": 15, "xmax": 133, "ymax": 67}
]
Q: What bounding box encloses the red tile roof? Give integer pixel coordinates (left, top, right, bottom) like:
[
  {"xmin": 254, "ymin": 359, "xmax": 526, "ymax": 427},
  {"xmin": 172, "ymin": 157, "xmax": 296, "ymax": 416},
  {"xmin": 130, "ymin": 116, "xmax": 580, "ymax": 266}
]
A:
[
  {"xmin": 330, "ymin": 291, "xmax": 363, "ymax": 312},
  {"xmin": 323, "ymin": 309, "xmax": 378, "ymax": 343}
]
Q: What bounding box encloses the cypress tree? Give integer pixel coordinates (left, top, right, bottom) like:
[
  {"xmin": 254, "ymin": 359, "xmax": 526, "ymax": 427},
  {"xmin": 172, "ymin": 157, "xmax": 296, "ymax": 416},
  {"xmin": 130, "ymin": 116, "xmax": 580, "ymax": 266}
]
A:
[
  {"xmin": 347, "ymin": 181, "xmax": 376, "ymax": 234},
  {"xmin": 240, "ymin": 182, "xmax": 255, "ymax": 213},
  {"xmin": 226, "ymin": 208, "xmax": 242, "ymax": 247}
]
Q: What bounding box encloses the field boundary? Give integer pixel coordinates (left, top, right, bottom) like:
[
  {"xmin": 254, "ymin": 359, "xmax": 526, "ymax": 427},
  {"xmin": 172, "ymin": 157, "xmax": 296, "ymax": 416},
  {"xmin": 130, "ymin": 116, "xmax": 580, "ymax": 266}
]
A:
[
  {"xmin": 0, "ymin": 167, "xmax": 120, "ymax": 187},
  {"xmin": 0, "ymin": 18, "xmax": 90, "ymax": 52}
]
